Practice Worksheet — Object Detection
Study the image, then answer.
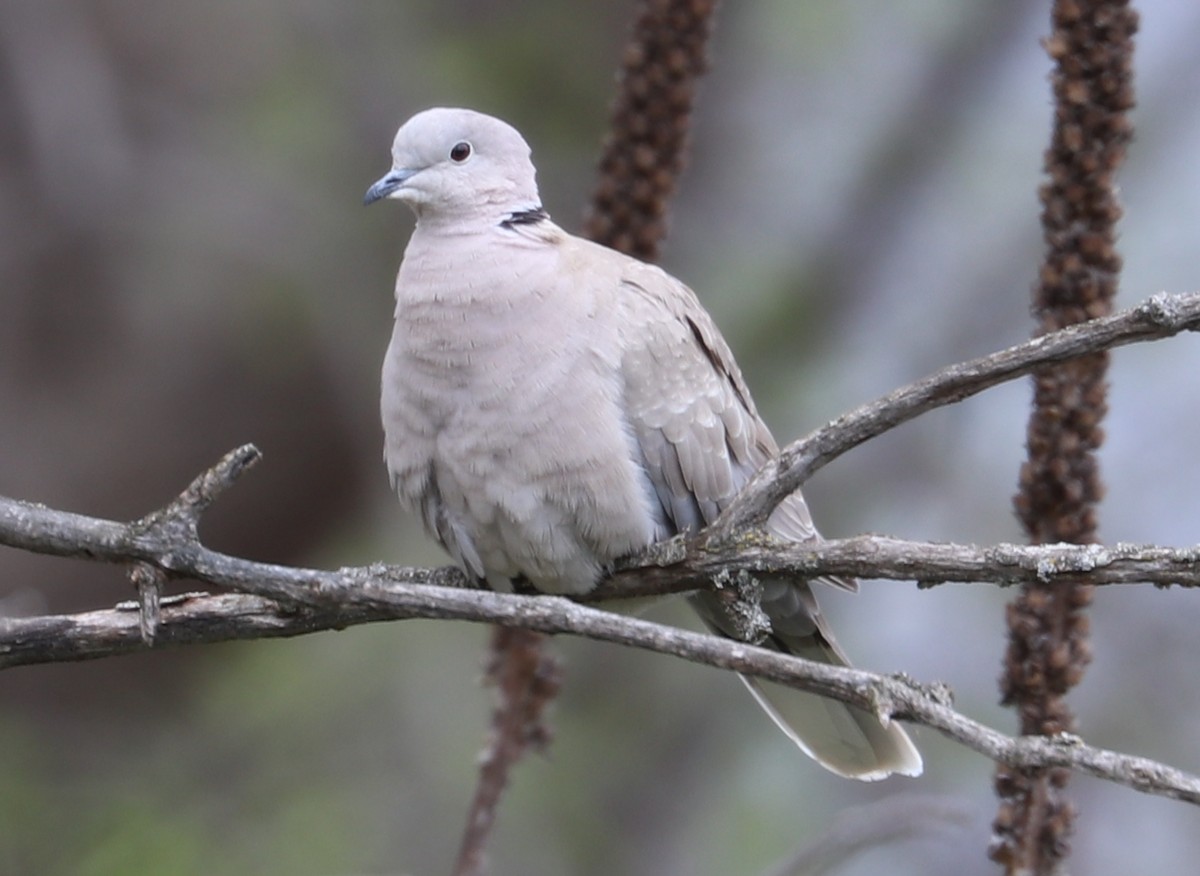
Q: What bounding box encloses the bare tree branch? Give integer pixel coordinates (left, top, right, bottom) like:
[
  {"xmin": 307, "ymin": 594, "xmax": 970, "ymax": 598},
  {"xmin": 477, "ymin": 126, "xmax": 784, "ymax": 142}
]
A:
[
  {"xmin": 5, "ymin": 484, "xmax": 1200, "ymax": 628},
  {"xmin": 606, "ymin": 536, "xmax": 1200, "ymax": 597},
  {"xmin": 3, "ymin": 575, "xmax": 1200, "ymax": 808},
  {"xmin": 4, "ymin": 292, "xmax": 1200, "ymax": 819},
  {"xmin": 710, "ymin": 290, "xmax": 1200, "ymax": 538},
  {"xmin": 4, "ymin": 509, "xmax": 1200, "ymax": 656}
]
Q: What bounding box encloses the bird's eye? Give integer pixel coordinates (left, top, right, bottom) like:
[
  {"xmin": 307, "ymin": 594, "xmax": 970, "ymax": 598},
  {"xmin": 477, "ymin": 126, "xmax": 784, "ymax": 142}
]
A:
[{"xmin": 449, "ymin": 141, "xmax": 472, "ymax": 162}]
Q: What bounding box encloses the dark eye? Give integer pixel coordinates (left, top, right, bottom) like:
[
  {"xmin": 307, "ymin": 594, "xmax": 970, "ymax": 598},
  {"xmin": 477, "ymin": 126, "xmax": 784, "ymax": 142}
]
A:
[{"xmin": 449, "ymin": 141, "xmax": 472, "ymax": 162}]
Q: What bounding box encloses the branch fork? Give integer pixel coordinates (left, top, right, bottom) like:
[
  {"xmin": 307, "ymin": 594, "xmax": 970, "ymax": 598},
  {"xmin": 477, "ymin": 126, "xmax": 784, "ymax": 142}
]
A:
[{"xmin": 3, "ymin": 293, "xmax": 1200, "ymax": 809}]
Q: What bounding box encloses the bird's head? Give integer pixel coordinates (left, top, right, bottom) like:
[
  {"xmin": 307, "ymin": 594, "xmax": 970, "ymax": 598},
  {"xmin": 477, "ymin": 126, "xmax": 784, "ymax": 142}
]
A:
[{"xmin": 364, "ymin": 107, "xmax": 541, "ymax": 223}]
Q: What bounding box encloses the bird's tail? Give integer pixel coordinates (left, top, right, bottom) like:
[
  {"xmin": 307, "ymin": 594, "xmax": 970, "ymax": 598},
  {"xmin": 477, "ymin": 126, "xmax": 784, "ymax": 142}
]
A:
[
  {"xmin": 688, "ymin": 582, "xmax": 922, "ymax": 781},
  {"xmin": 738, "ymin": 631, "xmax": 922, "ymax": 781}
]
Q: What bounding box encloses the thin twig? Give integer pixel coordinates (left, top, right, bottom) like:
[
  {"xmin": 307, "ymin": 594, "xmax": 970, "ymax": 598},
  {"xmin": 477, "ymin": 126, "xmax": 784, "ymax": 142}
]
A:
[
  {"xmin": 761, "ymin": 793, "xmax": 972, "ymax": 876},
  {"xmin": 128, "ymin": 561, "xmax": 165, "ymax": 643}
]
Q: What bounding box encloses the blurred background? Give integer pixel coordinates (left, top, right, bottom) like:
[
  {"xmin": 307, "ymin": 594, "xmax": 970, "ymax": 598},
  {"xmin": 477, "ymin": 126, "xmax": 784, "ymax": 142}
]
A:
[{"xmin": 2, "ymin": 2, "xmax": 1199, "ymax": 874}]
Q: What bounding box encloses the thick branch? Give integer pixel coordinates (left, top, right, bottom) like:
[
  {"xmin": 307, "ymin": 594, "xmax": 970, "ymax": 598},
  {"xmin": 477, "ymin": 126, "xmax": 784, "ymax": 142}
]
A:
[
  {"xmin": 5, "ymin": 493, "xmax": 1200, "ymax": 612},
  {"xmin": 711, "ymin": 291, "xmax": 1200, "ymax": 537},
  {"xmin": 602, "ymin": 535, "xmax": 1200, "ymax": 598},
  {"xmin": 3, "ymin": 440, "xmax": 1200, "ymax": 808},
  {"xmin": 3, "ymin": 583, "xmax": 1198, "ymax": 807}
]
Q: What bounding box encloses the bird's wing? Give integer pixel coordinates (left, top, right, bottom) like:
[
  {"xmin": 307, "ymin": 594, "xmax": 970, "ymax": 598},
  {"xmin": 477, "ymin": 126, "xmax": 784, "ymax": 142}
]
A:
[{"xmin": 611, "ymin": 253, "xmax": 837, "ymax": 558}]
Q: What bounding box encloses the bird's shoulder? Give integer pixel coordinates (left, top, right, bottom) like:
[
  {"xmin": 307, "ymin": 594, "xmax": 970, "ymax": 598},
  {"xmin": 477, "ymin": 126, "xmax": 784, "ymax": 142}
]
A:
[{"xmin": 605, "ymin": 246, "xmax": 763, "ymax": 429}]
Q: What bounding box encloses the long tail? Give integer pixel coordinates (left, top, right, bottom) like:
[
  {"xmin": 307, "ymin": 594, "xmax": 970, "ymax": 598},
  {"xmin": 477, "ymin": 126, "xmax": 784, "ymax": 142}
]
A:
[
  {"xmin": 739, "ymin": 632, "xmax": 922, "ymax": 781},
  {"xmin": 688, "ymin": 581, "xmax": 922, "ymax": 781}
]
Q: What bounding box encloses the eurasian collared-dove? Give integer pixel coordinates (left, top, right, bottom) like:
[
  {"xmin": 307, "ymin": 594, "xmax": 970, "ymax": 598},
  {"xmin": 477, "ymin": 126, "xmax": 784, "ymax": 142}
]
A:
[{"xmin": 365, "ymin": 107, "xmax": 921, "ymax": 780}]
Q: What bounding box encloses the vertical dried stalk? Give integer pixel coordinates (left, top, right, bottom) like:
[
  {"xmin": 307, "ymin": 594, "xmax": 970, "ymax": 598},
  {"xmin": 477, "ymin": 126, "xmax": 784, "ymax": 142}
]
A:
[
  {"xmin": 991, "ymin": 2, "xmax": 1137, "ymax": 873},
  {"xmin": 455, "ymin": 3, "xmax": 719, "ymax": 869},
  {"xmin": 453, "ymin": 627, "xmax": 562, "ymax": 876},
  {"xmin": 584, "ymin": 0, "xmax": 719, "ymax": 260}
]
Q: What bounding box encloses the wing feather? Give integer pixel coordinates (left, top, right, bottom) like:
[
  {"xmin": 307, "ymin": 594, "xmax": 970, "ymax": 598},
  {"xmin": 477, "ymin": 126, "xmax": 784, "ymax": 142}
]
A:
[{"xmin": 616, "ymin": 262, "xmax": 855, "ymax": 592}]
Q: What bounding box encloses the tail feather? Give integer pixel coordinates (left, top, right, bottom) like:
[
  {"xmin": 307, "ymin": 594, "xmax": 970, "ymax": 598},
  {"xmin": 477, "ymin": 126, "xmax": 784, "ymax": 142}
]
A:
[
  {"xmin": 741, "ymin": 638, "xmax": 922, "ymax": 781},
  {"xmin": 688, "ymin": 584, "xmax": 922, "ymax": 780}
]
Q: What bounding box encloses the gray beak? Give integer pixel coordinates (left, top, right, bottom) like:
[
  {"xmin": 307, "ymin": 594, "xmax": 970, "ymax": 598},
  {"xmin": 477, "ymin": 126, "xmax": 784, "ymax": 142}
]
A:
[{"xmin": 363, "ymin": 168, "xmax": 414, "ymax": 206}]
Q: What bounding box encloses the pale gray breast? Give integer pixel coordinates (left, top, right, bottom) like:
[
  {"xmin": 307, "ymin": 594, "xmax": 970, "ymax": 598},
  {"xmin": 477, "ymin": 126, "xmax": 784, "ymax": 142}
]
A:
[{"xmin": 382, "ymin": 227, "xmax": 663, "ymax": 593}]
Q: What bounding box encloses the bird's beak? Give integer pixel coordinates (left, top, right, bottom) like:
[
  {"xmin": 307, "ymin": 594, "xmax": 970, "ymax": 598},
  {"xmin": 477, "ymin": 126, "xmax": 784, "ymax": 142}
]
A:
[{"xmin": 363, "ymin": 168, "xmax": 414, "ymax": 206}]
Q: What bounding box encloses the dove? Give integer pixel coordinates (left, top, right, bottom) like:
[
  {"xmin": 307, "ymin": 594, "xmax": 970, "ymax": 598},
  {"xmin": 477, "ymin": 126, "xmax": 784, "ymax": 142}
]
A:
[{"xmin": 364, "ymin": 107, "xmax": 921, "ymax": 780}]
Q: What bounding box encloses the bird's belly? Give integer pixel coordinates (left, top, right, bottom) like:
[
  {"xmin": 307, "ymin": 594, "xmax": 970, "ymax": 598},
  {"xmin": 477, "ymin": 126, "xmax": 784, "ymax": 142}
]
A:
[
  {"xmin": 422, "ymin": 422, "xmax": 602, "ymax": 594},
  {"xmin": 384, "ymin": 305, "xmax": 662, "ymax": 593}
]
